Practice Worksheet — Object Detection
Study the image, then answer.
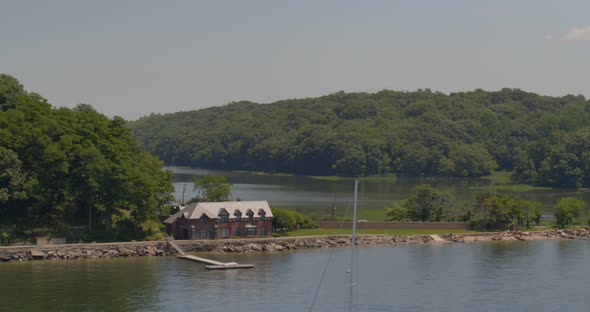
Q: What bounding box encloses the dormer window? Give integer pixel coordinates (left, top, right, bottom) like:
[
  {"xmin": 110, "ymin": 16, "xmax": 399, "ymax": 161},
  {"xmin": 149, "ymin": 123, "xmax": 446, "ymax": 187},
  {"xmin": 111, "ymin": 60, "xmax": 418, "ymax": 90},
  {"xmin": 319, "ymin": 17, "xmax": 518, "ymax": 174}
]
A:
[
  {"xmin": 247, "ymin": 210, "xmax": 254, "ymax": 221},
  {"xmin": 259, "ymin": 211, "xmax": 266, "ymax": 220},
  {"xmin": 235, "ymin": 211, "xmax": 242, "ymax": 221},
  {"xmin": 218, "ymin": 209, "xmax": 229, "ymax": 223}
]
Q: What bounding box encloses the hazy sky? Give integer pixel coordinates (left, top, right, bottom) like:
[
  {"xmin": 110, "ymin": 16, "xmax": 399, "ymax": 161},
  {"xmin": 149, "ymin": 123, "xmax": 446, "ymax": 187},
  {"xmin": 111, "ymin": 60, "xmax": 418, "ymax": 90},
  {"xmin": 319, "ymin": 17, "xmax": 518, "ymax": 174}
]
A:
[{"xmin": 1, "ymin": 0, "xmax": 589, "ymax": 120}]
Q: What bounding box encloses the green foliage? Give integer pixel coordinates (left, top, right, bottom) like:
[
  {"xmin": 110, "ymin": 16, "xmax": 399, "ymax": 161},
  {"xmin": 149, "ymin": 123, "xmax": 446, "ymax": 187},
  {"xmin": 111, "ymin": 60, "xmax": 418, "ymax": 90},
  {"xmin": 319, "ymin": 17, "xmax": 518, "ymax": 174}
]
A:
[
  {"xmin": 386, "ymin": 184, "xmax": 466, "ymax": 222},
  {"xmin": 0, "ymin": 147, "xmax": 28, "ymax": 202},
  {"xmin": 554, "ymin": 197, "xmax": 587, "ymax": 228},
  {"xmin": 271, "ymin": 208, "xmax": 295, "ymax": 230},
  {"xmin": 271, "ymin": 208, "xmax": 315, "ymax": 230},
  {"xmin": 475, "ymin": 193, "xmax": 542, "ymax": 229},
  {"xmin": 130, "ymin": 88, "xmax": 590, "ymax": 184},
  {"xmin": 384, "ymin": 202, "xmax": 410, "ymax": 221},
  {"xmin": 0, "ymin": 231, "xmax": 13, "ymax": 246},
  {"xmin": 192, "ymin": 175, "xmax": 231, "ymax": 202},
  {"xmin": 300, "ymin": 217, "xmax": 319, "ymax": 229},
  {"xmin": 0, "ymin": 74, "xmax": 174, "ymax": 240}
]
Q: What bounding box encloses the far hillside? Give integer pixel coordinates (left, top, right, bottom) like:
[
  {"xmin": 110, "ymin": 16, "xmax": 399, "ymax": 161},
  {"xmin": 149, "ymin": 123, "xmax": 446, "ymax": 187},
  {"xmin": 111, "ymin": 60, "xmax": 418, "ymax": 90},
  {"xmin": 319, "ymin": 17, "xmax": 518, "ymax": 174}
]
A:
[{"xmin": 129, "ymin": 89, "xmax": 590, "ymax": 187}]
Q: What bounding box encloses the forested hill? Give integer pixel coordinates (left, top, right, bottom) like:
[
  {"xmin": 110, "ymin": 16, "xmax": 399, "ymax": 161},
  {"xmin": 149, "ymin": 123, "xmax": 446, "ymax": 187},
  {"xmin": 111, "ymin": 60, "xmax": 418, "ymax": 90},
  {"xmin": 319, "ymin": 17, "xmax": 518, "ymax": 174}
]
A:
[{"xmin": 129, "ymin": 89, "xmax": 590, "ymax": 187}]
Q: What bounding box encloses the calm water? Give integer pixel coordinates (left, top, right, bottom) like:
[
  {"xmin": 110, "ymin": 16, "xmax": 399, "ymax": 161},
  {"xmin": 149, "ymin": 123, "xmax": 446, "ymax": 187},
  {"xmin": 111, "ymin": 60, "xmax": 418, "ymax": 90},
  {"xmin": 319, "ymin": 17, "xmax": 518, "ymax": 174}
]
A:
[
  {"xmin": 169, "ymin": 167, "xmax": 586, "ymax": 220},
  {"xmin": 2, "ymin": 240, "xmax": 590, "ymax": 311}
]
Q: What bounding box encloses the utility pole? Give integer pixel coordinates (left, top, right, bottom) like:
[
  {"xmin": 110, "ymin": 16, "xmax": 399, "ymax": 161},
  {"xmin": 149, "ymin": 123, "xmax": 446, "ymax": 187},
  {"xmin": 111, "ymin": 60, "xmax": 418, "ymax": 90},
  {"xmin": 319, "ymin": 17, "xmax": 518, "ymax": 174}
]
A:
[{"xmin": 332, "ymin": 192, "xmax": 337, "ymax": 220}]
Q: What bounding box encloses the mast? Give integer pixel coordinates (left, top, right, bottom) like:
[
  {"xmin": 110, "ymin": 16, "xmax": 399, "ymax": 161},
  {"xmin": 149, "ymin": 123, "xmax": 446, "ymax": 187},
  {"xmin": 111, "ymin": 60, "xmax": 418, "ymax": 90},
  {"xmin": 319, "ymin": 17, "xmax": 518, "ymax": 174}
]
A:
[{"xmin": 349, "ymin": 180, "xmax": 358, "ymax": 312}]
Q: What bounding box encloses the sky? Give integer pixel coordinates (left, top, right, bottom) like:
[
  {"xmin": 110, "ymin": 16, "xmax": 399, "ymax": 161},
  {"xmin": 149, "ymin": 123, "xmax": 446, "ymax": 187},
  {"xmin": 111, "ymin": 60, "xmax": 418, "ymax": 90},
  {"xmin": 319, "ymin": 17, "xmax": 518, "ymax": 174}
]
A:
[{"xmin": 1, "ymin": 0, "xmax": 589, "ymax": 120}]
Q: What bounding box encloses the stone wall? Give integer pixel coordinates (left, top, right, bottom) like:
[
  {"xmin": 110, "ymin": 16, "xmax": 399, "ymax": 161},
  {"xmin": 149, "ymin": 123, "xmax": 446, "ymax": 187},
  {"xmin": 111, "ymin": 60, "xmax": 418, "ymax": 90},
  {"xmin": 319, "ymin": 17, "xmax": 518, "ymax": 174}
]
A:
[
  {"xmin": 2, "ymin": 228, "xmax": 589, "ymax": 263},
  {"xmin": 0, "ymin": 241, "xmax": 171, "ymax": 262}
]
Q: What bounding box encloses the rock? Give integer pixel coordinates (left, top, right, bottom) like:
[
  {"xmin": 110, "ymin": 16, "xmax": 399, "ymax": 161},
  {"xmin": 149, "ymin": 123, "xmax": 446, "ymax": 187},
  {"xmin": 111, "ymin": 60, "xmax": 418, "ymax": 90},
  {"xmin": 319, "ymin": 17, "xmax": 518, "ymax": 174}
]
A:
[
  {"xmin": 146, "ymin": 246, "xmax": 156, "ymax": 256},
  {"xmin": 30, "ymin": 249, "xmax": 46, "ymax": 260},
  {"xmin": 0, "ymin": 255, "xmax": 11, "ymax": 262},
  {"xmin": 560, "ymin": 232, "xmax": 574, "ymax": 239},
  {"xmin": 247, "ymin": 244, "xmax": 263, "ymax": 251},
  {"xmin": 463, "ymin": 236, "xmax": 476, "ymax": 243}
]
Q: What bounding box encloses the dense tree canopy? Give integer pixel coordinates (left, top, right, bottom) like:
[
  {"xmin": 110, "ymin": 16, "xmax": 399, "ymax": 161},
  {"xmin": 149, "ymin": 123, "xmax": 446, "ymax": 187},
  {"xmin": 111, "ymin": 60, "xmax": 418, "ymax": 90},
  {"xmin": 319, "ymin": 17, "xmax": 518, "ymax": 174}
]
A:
[
  {"xmin": 554, "ymin": 197, "xmax": 587, "ymax": 228},
  {"xmin": 0, "ymin": 74, "xmax": 174, "ymax": 238},
  {"xmin": 475, "ymin": 193, "xmax": 542, "ymax": 228},
  {"xmin": 129, "ymin": 88, "xmax": 590, "ymax": 186}
]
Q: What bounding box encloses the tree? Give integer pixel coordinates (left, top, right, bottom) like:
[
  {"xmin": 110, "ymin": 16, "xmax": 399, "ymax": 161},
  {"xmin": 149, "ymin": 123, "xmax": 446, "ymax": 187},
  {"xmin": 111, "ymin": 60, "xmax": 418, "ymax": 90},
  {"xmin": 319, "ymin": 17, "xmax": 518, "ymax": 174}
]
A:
[
  {"xmin": 271, "ymin": 208, "xmax": 295, "ymax": 230},
  {"xmin": 0, "ymin": 74, "xmax": 25, "ymax": 111},
  {"xmin": 554, "ymin": 197, "xmax": 586, "ymax": 228},
  {"xmin": 476, "ymin": 193, "xmax": 542, "ymax": 229},
  {"xmin": 0, "ymin": 74, "xmax": 175, "ymax": 240},
  {"xmin": 0, "ymin": 147, "xmax": 27, "ymax": 202},
  {"xmin": 192, "ymin": 175, "xmax": 231, "ymax": 202},
  {"xmin": 385, "ymin": 184, "xmax": 457, "ymax": 222},
  {"xmin": 384, "ymin": 201, "xmax": 409, "ymax": 221}
]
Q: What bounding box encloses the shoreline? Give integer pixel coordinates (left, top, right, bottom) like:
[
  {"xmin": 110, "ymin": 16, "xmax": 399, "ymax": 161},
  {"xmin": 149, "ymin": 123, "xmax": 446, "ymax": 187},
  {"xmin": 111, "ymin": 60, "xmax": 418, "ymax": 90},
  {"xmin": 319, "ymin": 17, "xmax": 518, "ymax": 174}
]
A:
[{"xmin": 1, "ymin": 228, "xmax": 588, "ymax": 262}]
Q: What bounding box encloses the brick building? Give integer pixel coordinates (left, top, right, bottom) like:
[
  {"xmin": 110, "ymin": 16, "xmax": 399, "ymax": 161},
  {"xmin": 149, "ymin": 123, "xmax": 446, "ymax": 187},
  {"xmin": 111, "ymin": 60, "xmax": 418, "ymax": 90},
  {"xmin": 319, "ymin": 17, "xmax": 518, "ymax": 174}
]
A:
[{"xmin": 163, "ymin": 201, "xmax": 273, "ymax": 239}]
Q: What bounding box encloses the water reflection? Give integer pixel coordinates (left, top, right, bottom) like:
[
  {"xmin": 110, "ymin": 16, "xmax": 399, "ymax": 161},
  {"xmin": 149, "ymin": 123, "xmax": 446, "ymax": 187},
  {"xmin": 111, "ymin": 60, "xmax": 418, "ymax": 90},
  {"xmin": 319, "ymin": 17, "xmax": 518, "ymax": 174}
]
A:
[
  {"xmin": 168, "ymin": 167, "xmax": 590, "ymax": 220},
  {"xmin": 3, "ymin": 241, "xmax": 590, "ymax": 311}
]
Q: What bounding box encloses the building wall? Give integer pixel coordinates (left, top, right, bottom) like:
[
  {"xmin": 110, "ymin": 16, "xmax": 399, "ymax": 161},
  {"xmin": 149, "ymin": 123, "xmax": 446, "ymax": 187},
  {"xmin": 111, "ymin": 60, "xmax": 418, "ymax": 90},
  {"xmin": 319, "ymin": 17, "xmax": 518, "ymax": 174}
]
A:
[{"xmin": 168, "ymin": 217, "xmax": 272, "ymax": 240}]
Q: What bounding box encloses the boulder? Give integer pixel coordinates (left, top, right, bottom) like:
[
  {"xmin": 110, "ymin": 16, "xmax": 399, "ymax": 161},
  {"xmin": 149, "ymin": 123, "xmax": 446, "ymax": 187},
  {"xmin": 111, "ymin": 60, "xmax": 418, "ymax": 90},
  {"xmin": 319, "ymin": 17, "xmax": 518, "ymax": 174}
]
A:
[{"xmin": 30, "ymin": 249, "xmax": 46, "ymax": 260}]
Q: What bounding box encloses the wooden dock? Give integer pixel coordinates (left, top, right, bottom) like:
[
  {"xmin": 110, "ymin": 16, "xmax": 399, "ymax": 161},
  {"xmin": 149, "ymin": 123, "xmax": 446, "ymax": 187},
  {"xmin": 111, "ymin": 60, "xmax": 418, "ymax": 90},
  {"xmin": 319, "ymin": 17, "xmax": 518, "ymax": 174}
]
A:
[
  {"xmin": 168, "ymin": 239, "xmax": 255, "ymax": 270},
  {"xmin": 177, "ymin": 254, "xmax": 225, "ymax": 265}
]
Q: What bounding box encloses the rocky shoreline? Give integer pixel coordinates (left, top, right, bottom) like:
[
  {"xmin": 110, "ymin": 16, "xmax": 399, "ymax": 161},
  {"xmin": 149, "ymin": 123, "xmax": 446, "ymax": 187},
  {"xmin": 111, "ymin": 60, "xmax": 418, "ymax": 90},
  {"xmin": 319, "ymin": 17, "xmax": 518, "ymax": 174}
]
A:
[{"xmin": 1, "ymin": 228, "xmax": 589, "ymax": 262}]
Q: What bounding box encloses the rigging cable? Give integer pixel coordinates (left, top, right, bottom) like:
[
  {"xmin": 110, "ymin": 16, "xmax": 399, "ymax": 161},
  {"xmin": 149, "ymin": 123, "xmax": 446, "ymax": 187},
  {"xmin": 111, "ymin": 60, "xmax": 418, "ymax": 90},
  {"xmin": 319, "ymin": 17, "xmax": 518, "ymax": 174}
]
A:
[{"xmin": 308, "ymin": 198, "xmax": 352, "ymax": 312}]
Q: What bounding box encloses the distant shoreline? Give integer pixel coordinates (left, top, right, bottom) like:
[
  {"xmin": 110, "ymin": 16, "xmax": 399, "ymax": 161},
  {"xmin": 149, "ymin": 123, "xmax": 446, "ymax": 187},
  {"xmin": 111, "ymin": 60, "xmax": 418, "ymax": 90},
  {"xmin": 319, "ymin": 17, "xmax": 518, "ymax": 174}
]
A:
[{"xmin": 1, "ymin": 228, "xmax": 588, "ymax": 263}]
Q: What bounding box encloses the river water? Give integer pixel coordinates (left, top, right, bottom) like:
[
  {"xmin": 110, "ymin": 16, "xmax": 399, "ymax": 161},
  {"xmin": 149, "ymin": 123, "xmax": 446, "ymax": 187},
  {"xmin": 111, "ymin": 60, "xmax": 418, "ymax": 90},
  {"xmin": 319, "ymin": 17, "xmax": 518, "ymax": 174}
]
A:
[
  {"xmin": 2, "ymin": 240, "xmax": 590, "ymax": 311},
  {"xmin": 169, "ymin": 167, "xmax": 587, "ymax": 220}
]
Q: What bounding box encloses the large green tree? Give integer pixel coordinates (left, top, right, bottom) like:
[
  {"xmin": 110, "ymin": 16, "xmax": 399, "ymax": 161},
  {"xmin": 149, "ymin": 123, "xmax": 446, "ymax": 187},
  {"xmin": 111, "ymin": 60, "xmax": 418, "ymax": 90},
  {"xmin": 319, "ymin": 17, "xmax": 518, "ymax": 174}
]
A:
[
  {"xmin": 554, "ymin": 197, "xmax": 586, "ymax": 228},
  {"xmin": 0, "ymin": 74, "xmax": 174, "ymax": 239},
  {"xmin": 192, "ymin": 175, "xmax": 231, "ymax": 202},
  {"xmin": 476, "ymin": 193, "xmax": 542, "ymax": 228},
  {"xmin": 385, "ymin": 184, "xmax": 469, "ymax": 222}
]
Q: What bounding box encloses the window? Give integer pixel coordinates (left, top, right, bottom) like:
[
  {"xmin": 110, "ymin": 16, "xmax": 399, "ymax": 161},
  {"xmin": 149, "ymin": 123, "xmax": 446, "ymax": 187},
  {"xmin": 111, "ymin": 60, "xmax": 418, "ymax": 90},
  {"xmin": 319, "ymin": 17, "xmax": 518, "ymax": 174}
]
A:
[
  {"xmin": 259, "ymin": 211, "xmax": 266, "ymax": 220},
  {"xmin": 247, "ymin": 211, "xmax": 254, "ymax": 221},
  {"xmin": 235, "ymin": 212, "xmax": 242, "ymax": 221},
  {"xmin": 219, "ymin": 214, "xmax": 229, "ymax": 222},
  {"xmin": 218, "ymin": 228, "xmax": 229, "ymax": 238},
  {"xmin": 259, "ymin": 227, "xmax": 265, "ymax": 236},
  {"xmin": 245, "ymin": 227, "xmax": 256, "ymax": 236},
  {"xmin": 234, "ymin": 228, "xmax": 240, "ymax": 237},
  {"xmin": 197, "ymin": 230, "xmax": 210, "ymax": 239}
]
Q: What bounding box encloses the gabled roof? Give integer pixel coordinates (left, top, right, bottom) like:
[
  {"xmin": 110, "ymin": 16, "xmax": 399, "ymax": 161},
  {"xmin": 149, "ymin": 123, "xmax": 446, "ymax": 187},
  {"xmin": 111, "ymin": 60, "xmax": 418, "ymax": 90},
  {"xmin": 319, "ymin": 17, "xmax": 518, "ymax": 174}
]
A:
[{"xmin": 163, "ymin": 201, "xmax": 273, "ymax": 224}]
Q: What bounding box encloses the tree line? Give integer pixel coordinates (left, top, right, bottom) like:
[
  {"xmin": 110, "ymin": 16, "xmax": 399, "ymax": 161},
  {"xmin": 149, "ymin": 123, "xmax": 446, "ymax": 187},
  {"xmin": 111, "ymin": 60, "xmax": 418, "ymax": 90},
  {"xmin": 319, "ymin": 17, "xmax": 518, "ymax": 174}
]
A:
[
  {"xmin": 385, "ymin": 184, "xmax": 587, "ymax": 229},
  {"xmin": 0, "ymin": 74, "xmax": 174, "ymax": 241},
  {"xmin": 129, "ymin": 88, "xmax": 590, "ymax": 187}
]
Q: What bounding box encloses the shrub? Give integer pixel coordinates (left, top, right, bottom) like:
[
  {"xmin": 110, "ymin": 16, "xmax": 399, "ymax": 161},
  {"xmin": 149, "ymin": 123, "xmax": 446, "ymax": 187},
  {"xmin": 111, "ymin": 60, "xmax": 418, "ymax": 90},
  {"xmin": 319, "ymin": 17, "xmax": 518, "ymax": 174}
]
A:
[{"xmin": 554, "ymin": 197, "xmax": 587, "ymax": 228}]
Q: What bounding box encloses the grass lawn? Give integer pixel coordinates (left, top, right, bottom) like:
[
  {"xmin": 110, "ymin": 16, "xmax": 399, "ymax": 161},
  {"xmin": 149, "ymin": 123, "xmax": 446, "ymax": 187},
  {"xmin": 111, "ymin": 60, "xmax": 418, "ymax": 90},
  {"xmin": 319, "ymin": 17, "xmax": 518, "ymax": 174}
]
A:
[{"xmin": 277, "ymin": 228, "xmax": 486, "ymax": 237}]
